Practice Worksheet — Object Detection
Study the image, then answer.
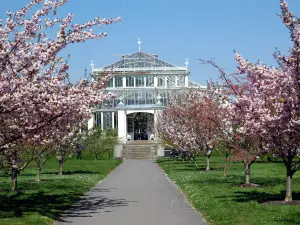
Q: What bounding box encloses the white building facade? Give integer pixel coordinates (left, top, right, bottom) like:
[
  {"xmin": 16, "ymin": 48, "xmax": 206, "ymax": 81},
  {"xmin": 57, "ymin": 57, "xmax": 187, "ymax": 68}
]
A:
[{"xmin": 89, "ymin": 44, "xmax": 205, "ymax": 143}]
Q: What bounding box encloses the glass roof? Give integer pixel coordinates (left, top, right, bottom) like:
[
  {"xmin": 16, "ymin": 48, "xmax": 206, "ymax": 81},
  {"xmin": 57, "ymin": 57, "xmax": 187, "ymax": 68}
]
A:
[{"xmin": 104, "ymin": 52, "xmax": 177, "ymax": 69}]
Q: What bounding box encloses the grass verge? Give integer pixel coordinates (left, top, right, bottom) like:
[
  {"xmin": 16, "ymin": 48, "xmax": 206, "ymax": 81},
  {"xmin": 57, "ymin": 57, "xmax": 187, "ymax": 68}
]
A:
[
  {"xmin": 0, "ymin": 157, "xmax": 121, "ymax": 225},
  {"xmin": 158, "ymin": 156, "xmax": 300, "ymax": 225}
]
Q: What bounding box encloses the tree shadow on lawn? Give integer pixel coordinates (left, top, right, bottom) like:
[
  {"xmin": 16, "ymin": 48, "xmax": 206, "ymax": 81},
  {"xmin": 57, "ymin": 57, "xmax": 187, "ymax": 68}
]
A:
[
  {"xmin": 184, "ymin": 175, "xmax": 289, "ymax": 189},
  {"xmin": 275, "ymin": 212, "xmax": 300, "ymax": 224},
  {"xmin": 172, "ymin": 167, "xmax": 220, "ymax": 172},
  {"xmin": 0, "ymin": 187, "xmax": 133, "ymax": 222},
  {"xmin": 42, "ymin": 170, "xmax": 101, "ymax": 175},
  {"xmin": 184, "ymin": 175, "xmax": 244, "ymax": 186},
  {"xmin": 1, "ymin": 170, "xmax": 103, "ymax": 179},
  {"xmin": 217, "ymin": 190, "xmax": 300, "ymax": 203},
  {"xmin": 168, "ymin": 163, "xmax": 222, "ymax": 172}
]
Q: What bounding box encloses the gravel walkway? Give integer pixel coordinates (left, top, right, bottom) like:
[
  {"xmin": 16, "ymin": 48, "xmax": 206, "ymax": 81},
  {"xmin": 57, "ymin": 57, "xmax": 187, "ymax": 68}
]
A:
[{"xmin": 55, "ymin": 159, "xmax": 206, "ymax": 225}]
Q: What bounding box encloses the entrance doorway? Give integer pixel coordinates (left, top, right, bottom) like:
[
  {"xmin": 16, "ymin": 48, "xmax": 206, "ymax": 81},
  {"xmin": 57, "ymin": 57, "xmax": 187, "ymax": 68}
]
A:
[{"xmin": 127, "ymin": 112, "xmax": 154, "ymax": 140}]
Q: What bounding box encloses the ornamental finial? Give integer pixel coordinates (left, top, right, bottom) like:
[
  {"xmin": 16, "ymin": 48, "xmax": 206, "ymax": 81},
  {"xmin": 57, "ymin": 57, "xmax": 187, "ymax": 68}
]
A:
[
  {"xmin": 137, "ymin": 38, "xmax": 142, "ymax": 52},
  {"xmin": 185, "ymin": 58, "xmax": 189, "ymax": 69},
  {"xmin": 90, "ymin": 60, "xmax": 95, "ymax": 72}
]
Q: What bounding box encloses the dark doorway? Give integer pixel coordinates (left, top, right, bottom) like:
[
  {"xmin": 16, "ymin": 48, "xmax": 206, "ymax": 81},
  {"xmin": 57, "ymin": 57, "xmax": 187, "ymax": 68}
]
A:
[{"xmin": 134, "ymin": 112, "xmax": 148, "ymax": 140}]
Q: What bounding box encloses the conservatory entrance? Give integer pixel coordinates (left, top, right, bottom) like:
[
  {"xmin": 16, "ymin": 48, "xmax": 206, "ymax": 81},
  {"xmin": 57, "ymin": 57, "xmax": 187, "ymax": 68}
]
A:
[{"xmin": 127, "ymin": 112, "xmax": 154, "ymax": 140}]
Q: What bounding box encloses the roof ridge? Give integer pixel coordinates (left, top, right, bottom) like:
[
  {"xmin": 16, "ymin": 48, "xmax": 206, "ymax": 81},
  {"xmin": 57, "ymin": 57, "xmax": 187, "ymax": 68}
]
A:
[{"xmin": 104, "ymin": 51, "xmax": 177, "ymax": 69}]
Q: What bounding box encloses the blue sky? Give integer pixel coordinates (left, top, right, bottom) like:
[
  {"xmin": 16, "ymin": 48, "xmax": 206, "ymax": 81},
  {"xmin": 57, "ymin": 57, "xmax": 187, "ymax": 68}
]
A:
[{"xmin": 1, "ymin": 0, "xmax": 300, "ymax": 84}]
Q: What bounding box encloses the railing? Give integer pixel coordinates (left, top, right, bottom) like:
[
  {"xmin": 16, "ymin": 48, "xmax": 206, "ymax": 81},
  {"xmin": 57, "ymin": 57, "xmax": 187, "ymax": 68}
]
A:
[{"xmin": 94, "ymin": 66, "xmax": 187, "ymax": 72}]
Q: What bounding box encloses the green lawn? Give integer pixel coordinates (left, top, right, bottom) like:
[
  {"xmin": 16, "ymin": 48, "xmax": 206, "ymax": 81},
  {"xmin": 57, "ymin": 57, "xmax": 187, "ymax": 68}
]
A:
[
  {"xmin": 0, "ymin": 157, "xmax": 121, "ymax": 225},
  {"xmin": 158, "ymin": 156, "xmax": 300, "ymax": 225}
]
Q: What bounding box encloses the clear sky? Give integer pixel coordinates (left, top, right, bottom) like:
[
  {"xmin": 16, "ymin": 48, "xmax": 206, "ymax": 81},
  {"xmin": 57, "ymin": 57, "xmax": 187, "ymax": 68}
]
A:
[{"xmin": 1, "ymin": 0, "xmax": 300, "ymax": 84}]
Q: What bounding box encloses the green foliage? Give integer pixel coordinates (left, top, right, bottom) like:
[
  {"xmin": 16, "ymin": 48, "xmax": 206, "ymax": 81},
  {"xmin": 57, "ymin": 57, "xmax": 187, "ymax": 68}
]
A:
[
  {"xmin": 256, "ymin": 152, "xmax": 282, "ymax": 163},
  {"xmin": 83, "ymin": 128, "xmax": 118, "ymax": 160},
  {"xmin": 158, "ymin": 157, "xmax": 300, "ymax": 225}
]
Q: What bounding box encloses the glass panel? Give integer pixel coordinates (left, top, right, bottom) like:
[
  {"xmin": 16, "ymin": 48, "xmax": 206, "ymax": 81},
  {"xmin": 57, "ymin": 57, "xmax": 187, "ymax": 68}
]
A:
[
  {"xmin": 146, "ymin": 76, "xmax": 154, "ymax": 87},
  {"xmin": 178, "ymin": 75, "xmax": 185, "ymax": 86},
  {"xmin": 146, "ymin": 91, "xmax": 155, "ymax": 104},
  {"xmin": 103, "ymin": 112, "xmax": 112, "ymax": 129},
  {"xmin": 158, "ymin": 77, "xmax": 165, "ymax": 87},
  {"xmin": 107, "ymin": 78, "xmax": 113, "ymax": 87},
  {"xmin": 127, "ymin": 117, "xmax": 133, "ymax": 133},
  {"xmin": 126, "ymin": 91, "xmax": 135, "ymax": 105},
  {"xmin": 126, "ymin": 76, "xmax": 134, "ymax": 87},
  {"xmin": 115, "ymin": 76, "xmax": 123, "ymax": 87},
  {"xmin": 167, "ymin": 76, "xmax": 174, "ymax": 87},
  {"xmin": 135, "ymin": 91, "xmax": 146, "ymax": 105},
  {"xmin": 136, "ymin": 76, "xmax": 144, "ymax": 87},
  {"xmin": 95, "ymin": 112, "xmax": 101, "ymax": 127},
  {"xmin": 114, "ymin": 112, "xmax": 118, "ymax": 129},
  {"xmin": 105, "ymin": 52, "xmax": 176, "ymax": 69}
]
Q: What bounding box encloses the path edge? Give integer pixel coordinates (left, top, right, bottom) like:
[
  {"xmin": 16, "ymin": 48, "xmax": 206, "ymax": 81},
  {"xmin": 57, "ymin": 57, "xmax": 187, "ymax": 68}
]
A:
[
  {"xmin": 53, "ymin": 160, "xmax": 123, "ymax": 224},
  {"xmin": 156, "ymin": 161, "xmax": 209, "ymax": 225}
]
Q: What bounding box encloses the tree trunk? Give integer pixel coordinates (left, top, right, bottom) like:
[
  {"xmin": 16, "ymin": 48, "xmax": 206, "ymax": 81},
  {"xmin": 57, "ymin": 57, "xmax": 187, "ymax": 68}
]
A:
[
  {"xmin": 224, "ymin": 151, "xmax": 229, "ymax": 177},
  {"xmin": 244, "ymin": 163, "xmax": 251, "ymax": 185},
  {"xmin": 37, "ymin": 163, "xmax": 42, "ymax": 182},
  {"xmin": 77, "ymin": 151, "xmax": 82, "ymax": 160},
  {"xmin": 11, "ymin": 168, "xmax": 18, "ymax": 192},
  {"xmin": 206, "ymin": 154, "xmax": 211, "ymax": 171},
  {"xmin": 58, "ymin": 159, "xmax": 63, "ymax": 176},
  {"xmin": 95, "ymin": 153, "xmax": 98, "ymax": 160},
  {"xmin": 284, "ymin": 165, "xmax": 293, "ymax": 202},
  {"xmin": 36, "ymin": 157, "xmax": 41, "ymax": 182}
]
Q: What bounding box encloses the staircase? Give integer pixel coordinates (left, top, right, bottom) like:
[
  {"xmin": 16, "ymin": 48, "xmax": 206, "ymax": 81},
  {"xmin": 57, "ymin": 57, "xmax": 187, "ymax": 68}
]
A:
[{"xmin": 123, "ymin": 140, "xmax": 157, "ymax": 160}]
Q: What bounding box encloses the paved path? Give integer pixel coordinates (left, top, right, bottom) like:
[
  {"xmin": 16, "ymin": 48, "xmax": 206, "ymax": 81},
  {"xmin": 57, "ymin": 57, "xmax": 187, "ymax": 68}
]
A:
[{"xmin": 55, "ymin": 159, "xmax": 206, "ymax": 225}]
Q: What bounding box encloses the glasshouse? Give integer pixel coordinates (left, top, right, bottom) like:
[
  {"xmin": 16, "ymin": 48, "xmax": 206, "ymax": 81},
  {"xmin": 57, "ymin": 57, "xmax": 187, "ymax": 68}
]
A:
[{"xmin": 88, "ymin": 40, "xmax": 206, "ymax": 142}]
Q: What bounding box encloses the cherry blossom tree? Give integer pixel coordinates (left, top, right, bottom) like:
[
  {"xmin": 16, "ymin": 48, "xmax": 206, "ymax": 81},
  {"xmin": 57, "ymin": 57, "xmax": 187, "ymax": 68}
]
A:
[
  {"xmin": 233, "ymin": 0, "xmax": 300, "ymax": 200},
  {"xmin": 157, "ymin": 86, "xmax": 230, "ymax": 170},
  {"xmin": 203, "ymin": 0, "xmax": 300, "ymax": 202},
  {"xmin": 55, "ymin": 132, "xmax": 78, "ymax": 176},
  {"xmin": 200, "ymin": 57, "xmax": 264, "ymax": 185},
  {"xmin": 157, "ymin": 89, "xmax": 205, "ymax": 161},
  {"xmin": 0, "ymin": 0, "xmax": 121, "ymax": 191},
  {"xmin": 195, "ymin": 84, "xmax": 231, "ymax": 170},
  {"xmin": 200, "ymin": 62, "xmax": 265, "ymax": 185}
]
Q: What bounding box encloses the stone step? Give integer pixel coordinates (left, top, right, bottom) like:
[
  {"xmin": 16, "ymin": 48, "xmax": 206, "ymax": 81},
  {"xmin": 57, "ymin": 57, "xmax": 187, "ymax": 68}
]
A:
[
  {"xmin": 123, "ymin": 155, "xmax": 152, "ymax": 158},
  {"xmin": 125, "ymin": 140, "xmax": 157, "ymax": 145},
  {"xmin": 123, "ymin": 150, "xmax": 152, "ymax": 152},
  {"xmin": 122, "ymin": 141, "xmax": 157, "ymax": 159},
  {"xmin": 123, "ymin": 149, "xmax": 152, "ymax": 152},
  {"xmin": 123, "ymin": 152, "xmax": 151, "ymax": 155},
  {"xmin": 124, "ymin": 153, "xmax": 151, "ymax": 155},
  {"xmin": 124, "ymin": 147, "xmax": 152, "ymax": 149},
  {"xmin": 124, "ymin": 146, "xmax": 153, "ymax": 148},
  {"xmin": 124, "ymin": 155, "xmax": 151, "ymax": 158},
  {"xmin": 123, "ymin": 153, "xmax": 151, "ymax": 156}
]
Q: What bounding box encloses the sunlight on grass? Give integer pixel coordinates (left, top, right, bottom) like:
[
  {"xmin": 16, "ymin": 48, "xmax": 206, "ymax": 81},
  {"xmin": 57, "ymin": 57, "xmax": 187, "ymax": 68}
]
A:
[{"xmin": 158, "ymin": 157, "xmax": 300, "ymax": 225}]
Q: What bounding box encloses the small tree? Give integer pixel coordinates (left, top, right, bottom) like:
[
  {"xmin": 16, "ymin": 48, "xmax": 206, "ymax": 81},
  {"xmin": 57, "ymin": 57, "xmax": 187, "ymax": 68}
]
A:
[
  {"xmin": 35, "ymin": 145, "xmax": 54, "ymax": 182},
  {"xmin": 84, "ymin": 128, "xmax": 118, "ymax": 160},
  {"xmin": 3, "ymin": 145, "xmax": 48, "ymax": 191},
  {"xmin": 84, "ymin": 127, "xmax": 102, "ymax": 160},
  {"xmin": 55, "ymin": 131, "xmax": 80, "ymax": 175}
]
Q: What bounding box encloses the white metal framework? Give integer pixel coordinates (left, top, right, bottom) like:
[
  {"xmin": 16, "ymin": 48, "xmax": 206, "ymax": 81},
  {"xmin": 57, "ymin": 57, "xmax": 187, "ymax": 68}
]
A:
[{"xmin": 89, "ymin": 46, "xmax": 206, "ymax": 141}]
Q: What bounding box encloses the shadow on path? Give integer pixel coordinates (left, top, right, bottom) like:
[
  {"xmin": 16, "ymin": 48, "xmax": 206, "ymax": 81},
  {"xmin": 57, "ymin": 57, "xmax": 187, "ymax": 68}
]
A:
[
  {"xmin": 58, "ymin": 190, "xmax": 135, "ymax": 223},
  {"xmin": 0, "ymin": 188, "xmax": 133, "ymax": 223}
]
